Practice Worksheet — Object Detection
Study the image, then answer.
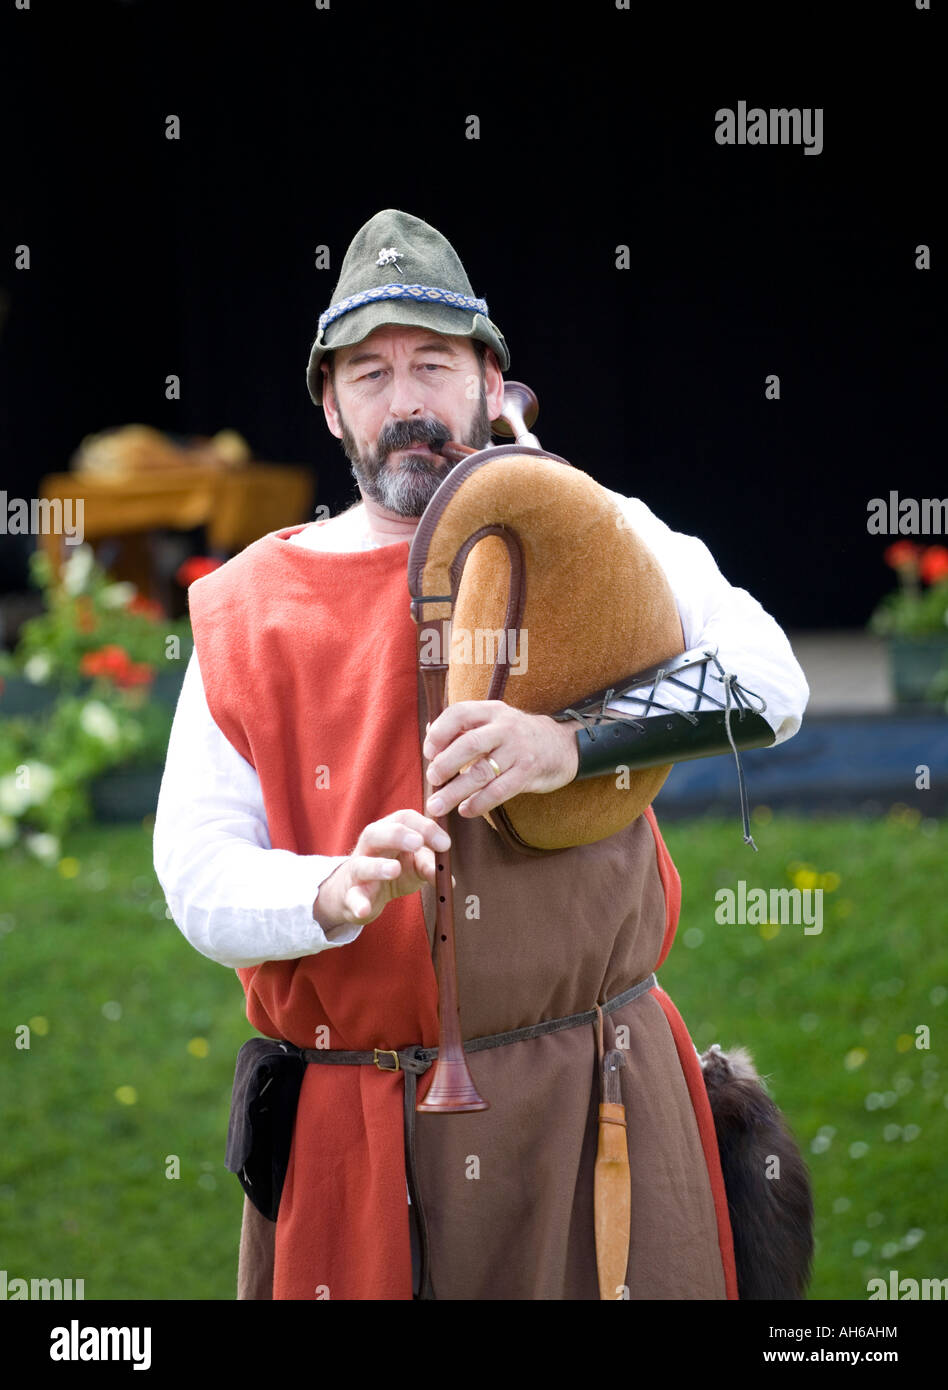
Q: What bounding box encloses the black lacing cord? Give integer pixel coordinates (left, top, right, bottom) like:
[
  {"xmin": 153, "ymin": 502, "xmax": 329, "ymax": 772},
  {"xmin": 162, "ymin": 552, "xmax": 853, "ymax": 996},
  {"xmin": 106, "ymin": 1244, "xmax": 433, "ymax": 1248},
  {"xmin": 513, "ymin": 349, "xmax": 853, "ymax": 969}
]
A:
[{"xmin": 720, "ymin": 671, "xmax": 759, "ymax": 850}]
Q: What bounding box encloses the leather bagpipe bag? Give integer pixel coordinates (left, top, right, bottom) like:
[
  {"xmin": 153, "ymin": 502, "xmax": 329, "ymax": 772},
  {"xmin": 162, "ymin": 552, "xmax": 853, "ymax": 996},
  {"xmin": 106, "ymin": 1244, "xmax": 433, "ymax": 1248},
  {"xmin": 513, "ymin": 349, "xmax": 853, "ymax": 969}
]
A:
[{"xmin": 414, "ymin": 450, "xmax": 686, "ymax": 848}]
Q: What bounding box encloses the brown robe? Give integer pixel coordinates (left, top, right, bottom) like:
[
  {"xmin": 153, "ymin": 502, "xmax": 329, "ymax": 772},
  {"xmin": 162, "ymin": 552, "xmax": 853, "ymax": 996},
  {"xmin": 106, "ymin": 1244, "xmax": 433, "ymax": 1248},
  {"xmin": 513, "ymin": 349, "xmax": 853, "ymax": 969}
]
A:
[{"xmin": 234, "ymin": 670, "xmax": 733, "ymax": 1300}]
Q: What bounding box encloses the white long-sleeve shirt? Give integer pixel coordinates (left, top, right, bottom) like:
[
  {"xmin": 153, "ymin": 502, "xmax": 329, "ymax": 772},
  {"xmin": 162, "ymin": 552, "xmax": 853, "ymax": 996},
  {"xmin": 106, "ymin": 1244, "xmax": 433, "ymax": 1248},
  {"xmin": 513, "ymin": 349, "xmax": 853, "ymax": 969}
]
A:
[{"xmin": 153, "ymin": 495, "xmax": 809, "ymax": 970}]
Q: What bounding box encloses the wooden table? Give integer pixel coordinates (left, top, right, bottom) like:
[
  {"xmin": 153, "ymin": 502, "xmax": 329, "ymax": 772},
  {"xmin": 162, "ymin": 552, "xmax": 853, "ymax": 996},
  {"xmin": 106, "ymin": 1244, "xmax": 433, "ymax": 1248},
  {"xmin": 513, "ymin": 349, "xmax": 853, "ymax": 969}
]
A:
[{"xmin": 38, "ymin": 462, "xmax": 316, "ymax": 598}]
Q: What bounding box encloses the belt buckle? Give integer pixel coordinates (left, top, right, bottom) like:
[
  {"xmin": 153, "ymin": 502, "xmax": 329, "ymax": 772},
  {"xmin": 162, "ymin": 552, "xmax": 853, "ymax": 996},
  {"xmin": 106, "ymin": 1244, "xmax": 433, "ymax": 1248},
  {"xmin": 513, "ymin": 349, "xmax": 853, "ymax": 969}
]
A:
[{"xmin": 373, "ymin": 1047, "xmax": 400, "ymax": 1073}]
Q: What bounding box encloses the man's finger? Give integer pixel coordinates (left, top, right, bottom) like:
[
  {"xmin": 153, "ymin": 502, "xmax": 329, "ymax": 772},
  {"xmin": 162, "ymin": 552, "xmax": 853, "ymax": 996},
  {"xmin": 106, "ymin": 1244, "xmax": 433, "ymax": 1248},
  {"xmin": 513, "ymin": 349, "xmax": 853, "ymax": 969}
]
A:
[
  {"xmin": 457, "ymin": 764, "xmax": 521, "ymax": 817},
  {"xmin": 344, "ymin": 886, "xmax": 374, "ymax": 919},
  {"xmin": 423, "ymin": 701, "xmax": 501, "ymax": 757},
  {"xmin": 427, "ymin": 736, "xmax": 502, "ymax": 790},
  {"xmin": 414, "ymin": 846, "xmax": 437, "ymax": 883},
  {"xmin": 360, "ymin": 815, "xmax": 451, "ymax": 852},
  {"xmin": 350, "ymin": 856, "xmax": 402, "ymax": 883}
]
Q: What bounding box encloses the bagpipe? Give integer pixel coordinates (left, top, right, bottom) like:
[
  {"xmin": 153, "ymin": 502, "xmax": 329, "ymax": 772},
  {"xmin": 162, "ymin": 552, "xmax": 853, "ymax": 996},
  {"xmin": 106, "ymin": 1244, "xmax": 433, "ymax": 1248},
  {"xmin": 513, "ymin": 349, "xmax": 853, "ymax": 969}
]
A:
[{"xmin": 406, "ymin": 381, "xmax": 814, "ymax": 1298}]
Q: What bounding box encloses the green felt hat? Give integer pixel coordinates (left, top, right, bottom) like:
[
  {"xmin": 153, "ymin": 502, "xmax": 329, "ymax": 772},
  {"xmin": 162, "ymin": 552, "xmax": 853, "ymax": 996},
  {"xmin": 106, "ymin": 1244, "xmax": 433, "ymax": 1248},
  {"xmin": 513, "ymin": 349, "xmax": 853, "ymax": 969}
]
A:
[{"xmin": 306, "ymin": 209, "xmax": 510, "ymax": 407}]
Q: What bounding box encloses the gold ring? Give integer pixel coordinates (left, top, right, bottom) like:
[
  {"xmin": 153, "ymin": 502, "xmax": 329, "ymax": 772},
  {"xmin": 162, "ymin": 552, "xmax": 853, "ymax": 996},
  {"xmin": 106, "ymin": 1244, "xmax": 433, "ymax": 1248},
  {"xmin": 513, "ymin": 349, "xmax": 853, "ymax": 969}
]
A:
[{"xmin": 486, "ymin": 757, "xmax": 502, "ymax": 779}]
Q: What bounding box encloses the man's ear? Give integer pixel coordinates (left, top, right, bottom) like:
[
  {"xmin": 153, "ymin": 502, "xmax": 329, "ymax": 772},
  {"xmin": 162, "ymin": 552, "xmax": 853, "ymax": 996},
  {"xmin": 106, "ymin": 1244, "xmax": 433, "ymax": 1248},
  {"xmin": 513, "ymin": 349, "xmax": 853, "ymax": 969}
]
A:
[
  {"xmin": 483, "ymin": 348, "xmax": 505, "ymax": 420},
  {"xmin": 321, "ymin": 361, "xmax": 343, "ymax": 440}
]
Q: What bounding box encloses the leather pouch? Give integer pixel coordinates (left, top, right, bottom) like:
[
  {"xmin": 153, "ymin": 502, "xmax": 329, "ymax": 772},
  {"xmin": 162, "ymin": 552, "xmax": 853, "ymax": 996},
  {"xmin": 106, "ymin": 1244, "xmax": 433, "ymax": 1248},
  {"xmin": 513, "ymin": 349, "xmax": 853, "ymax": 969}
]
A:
[{"xmin": 224, "ymin": 1038, "xmax": 306, "ymax": 1221}]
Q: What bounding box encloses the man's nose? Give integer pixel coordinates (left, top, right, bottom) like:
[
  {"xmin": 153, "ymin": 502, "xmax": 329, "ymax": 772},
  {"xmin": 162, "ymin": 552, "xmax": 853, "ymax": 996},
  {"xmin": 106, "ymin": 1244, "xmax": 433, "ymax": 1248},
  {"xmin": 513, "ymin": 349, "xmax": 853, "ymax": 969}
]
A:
[{"xmin": 386, "ymin": 368, "xmax": 426, "ymax": 419}]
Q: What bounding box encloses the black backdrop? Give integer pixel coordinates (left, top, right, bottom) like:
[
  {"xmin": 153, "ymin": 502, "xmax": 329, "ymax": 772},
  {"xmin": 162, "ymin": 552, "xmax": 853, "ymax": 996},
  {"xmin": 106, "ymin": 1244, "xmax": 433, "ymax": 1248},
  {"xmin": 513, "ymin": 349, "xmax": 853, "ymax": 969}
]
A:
[{"xmin": 0, "ymin": 0, "xmax": 942, "ymax": 628}]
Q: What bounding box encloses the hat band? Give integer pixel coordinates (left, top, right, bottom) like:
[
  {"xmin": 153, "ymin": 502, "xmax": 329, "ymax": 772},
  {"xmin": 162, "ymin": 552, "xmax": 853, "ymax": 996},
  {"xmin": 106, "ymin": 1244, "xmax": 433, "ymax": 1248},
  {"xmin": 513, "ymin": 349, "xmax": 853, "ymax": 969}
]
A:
[{"xmin": 318, "ymin": 283, "xmax": 489, "ymax": 335}]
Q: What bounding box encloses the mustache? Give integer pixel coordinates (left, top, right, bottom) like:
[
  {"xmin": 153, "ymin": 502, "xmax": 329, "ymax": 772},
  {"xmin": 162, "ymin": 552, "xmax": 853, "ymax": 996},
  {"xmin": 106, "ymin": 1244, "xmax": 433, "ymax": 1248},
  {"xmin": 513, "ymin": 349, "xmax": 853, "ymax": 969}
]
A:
[{"xmin": 377, "ymin": 417, "xmax": 451, "ymax": 457}]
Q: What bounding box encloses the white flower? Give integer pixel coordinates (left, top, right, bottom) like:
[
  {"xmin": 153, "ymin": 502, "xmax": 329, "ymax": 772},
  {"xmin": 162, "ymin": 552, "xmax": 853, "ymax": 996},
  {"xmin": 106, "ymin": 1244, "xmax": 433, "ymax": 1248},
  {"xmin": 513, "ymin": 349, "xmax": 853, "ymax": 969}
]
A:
[
  {"xmin": 79, "ymin": 700, "xmax": 121, "ymax": 747},
  {"xmin": 61, "ymin": 544, "xmax": 96, "ymax": 596},
  {"xmin": 100, "ymin": 582, "xmax": 137, "ymax": 610},
  {"xmin": 24, "ymin": 762, "xmax": 56, "ymax": 805},
  {"xmin": 24, "ymin": 653, "xmax": 53, "ymax": 684},
  {"xmin": 0, "ymin": 763, "xmax": 56, "ymax": 814},
  {"xmin": 0, "ymin": 775, "xmax": 31, "ymax": 817},
  {"xmin": 24, "ymin": 832, "xmax": 60, "ymax": 865},
  {"xmin": 0, "ymin": 814, "xmax": 18, "ymax": 848}
]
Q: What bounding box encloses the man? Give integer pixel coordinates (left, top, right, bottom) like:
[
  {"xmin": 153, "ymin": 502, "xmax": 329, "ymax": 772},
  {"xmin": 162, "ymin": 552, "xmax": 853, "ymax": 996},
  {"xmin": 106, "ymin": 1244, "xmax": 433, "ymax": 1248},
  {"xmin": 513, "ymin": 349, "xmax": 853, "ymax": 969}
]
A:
[{"xmin": 153, "ymin": 208, "xmax": 809, "ymax": 1301}]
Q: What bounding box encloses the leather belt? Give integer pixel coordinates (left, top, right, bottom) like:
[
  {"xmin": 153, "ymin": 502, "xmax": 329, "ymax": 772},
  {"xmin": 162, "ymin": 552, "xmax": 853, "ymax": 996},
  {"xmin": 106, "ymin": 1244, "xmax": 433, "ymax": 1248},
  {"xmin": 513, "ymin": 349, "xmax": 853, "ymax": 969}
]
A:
[{"xmin": 302, "ymin": 971, "xmax": 658, "ymax": 1299}]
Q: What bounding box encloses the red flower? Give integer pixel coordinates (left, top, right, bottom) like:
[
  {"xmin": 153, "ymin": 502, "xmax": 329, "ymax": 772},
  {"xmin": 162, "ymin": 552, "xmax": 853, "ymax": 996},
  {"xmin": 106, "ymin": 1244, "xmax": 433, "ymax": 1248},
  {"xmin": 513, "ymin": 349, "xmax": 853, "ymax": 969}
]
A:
[
  {"xmin": 176, "ymin": 556, "xmax": 223, "ymax": 588},
  {"xmin": 115, "ymin": 661, "xmax": 155, "ymax": 688},
  {"xmin": 920, "ymin": 546, "xmax": 948, "ymax": 585},
  {"xmin": 80, "ymin": 644, "xmax": 154, "ymax": 688},
  {"xmin": 81, "ymin": 645, "xmax": 128, "ymax": 679},
  {"xmin": 883, "ymin": 541, "xmax": 921, "ymax": 570},
  {"xmin": 126, "ymin": 594, "xmax": 164, "ymax": 621}
]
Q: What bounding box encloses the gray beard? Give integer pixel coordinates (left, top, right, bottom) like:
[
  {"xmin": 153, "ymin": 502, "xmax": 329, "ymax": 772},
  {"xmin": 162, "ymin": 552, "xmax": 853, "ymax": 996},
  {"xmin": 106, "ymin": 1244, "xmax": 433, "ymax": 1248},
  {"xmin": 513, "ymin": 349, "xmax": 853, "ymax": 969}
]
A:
[{"xmin": 339, "ymin": 393, "xmax": 492, "ymax": 517}]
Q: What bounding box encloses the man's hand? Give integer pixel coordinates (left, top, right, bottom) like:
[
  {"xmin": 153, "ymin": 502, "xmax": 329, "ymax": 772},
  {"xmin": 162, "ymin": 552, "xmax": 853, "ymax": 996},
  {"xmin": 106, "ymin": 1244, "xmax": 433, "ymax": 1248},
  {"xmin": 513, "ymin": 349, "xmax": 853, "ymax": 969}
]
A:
[
  {"xmin": 313, "ymin": 811, "xmax": 451, "ymax": 932},
  {"xmin": 422, "ymin": 701, "xmax": 583, "ymax": 820}
]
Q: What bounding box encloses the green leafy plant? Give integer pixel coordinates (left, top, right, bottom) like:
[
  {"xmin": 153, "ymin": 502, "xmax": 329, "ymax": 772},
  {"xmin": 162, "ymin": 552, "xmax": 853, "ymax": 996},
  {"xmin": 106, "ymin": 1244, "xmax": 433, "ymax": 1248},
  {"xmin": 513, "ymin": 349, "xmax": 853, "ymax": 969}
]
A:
[
  {"xmin": 0, "ymin": 545, "xmax": 195, "ymax": 859},
  {"xmin": 2, "ymin": 545, "xmax": 192, "ymax": 689},
  {"xmin": 0, "ymin": 694, "xmax": 174, "ymax": 855},
  {"xmin": 869, "ymin": 543, "xmax": 948, "ymax": 639}
]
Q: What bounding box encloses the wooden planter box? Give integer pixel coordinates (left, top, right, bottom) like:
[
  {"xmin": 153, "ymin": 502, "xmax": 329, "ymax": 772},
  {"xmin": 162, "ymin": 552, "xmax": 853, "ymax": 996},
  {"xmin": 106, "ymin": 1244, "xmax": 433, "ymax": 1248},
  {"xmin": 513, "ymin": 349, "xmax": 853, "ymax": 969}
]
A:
[
  {"xmin": 89, "ymin": 764, "xmax": 166, "ymax": 822},
  {"xmin": 888, "ymin": 636, "xmax": 948, "ymax": 705},
  {"xmin": 0, "ymin": 668, "xmax": 185, "ymax": 716},
  {"xmin": 0, "ymin": 676, "xmax": 60, "ymax": 717},
  {"xmin": 0, "ymin": 674, "xmax": 178, "ymax": 823}
]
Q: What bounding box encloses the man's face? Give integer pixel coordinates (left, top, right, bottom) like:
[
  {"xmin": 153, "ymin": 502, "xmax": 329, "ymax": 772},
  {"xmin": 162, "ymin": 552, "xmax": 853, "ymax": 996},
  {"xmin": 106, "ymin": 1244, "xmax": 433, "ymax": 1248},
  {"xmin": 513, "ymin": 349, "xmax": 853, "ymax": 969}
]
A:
[{"xmin": 321, "ymin": 326, "xmax": 505, "ymax": 517}]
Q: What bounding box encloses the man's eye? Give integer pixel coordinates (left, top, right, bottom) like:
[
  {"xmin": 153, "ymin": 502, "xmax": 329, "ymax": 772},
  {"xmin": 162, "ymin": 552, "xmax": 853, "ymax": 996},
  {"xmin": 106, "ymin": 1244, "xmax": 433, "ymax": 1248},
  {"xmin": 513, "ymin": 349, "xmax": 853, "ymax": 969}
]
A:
[
  {"xmin": 421, "ymin": 363, "xmax": 442, "ymax": 373},
  {"xmin": 364, "ymin": 370, "xmax": 384, "ymax": 381}
]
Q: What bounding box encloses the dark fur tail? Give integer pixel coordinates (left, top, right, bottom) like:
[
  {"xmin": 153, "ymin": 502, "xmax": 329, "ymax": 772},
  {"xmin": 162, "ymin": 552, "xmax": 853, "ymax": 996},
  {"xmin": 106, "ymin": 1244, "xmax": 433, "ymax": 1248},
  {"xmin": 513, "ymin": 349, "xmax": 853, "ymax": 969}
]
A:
[{"xmin": 701, "ymin": 1044, "xmax": 814, "ymax": 1299}]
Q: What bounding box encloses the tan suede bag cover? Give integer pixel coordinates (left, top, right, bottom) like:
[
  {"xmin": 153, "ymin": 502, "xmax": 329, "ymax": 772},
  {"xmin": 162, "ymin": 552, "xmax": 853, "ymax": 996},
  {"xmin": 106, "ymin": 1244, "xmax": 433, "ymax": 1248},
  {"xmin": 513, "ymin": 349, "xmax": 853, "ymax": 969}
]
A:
[{"xmin": 407, "ymin": 446, "xmax": 684, "ymax": 852}]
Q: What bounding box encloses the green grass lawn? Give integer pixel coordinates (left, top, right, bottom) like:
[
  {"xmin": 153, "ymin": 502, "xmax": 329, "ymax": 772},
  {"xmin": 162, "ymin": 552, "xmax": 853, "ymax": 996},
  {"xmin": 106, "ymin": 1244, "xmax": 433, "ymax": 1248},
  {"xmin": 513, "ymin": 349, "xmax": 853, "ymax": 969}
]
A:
[
  {"xmin": 1, "ymin": 809, "xmax": 945, "ymax": 1300},
  {"xmin": 660, "ymin": 807, "xmax": 947, "ymax": 1301}
]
